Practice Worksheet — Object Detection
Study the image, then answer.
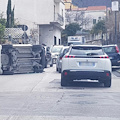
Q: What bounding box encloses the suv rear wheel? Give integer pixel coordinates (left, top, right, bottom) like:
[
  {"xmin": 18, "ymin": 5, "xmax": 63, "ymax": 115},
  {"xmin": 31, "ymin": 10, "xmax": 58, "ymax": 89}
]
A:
[
  {"xmin": 61, "ymin": 74, "xmax": 67, "ymax": 86},
  {"xmin": 58, "ymin": 68, "xmax": 61, "ymax": 73},
  {"xmin": 104, "ymin": 78, "xmax": 111, "ymax": 87},
  {"xmin": 56, "ymin": 66, "xmax": 58, "ymax": 71},
  {"xmin": 50, "ymin": 64, "xmax": 53, "ymax": 67}
]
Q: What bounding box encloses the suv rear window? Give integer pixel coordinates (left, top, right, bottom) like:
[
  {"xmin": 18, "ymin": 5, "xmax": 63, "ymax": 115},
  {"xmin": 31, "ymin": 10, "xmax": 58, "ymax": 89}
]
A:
[
  {"xmin": 70, "ymin": 46, "xmax": 104, "ymax": 56},
  {"xmin": 102, "ymin": 46, "xmax": 116, "ymax": 53}
]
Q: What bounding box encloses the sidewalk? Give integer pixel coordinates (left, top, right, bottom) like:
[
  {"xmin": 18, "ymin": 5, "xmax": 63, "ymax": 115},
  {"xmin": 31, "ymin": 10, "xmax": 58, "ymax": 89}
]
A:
[
  {"xmin": 116, "ymin": 69, "xmax": 120, "ymax": 73},
  {"xmin": 112, "ymin": 66, "xmax": 120, "ymax": 74}
]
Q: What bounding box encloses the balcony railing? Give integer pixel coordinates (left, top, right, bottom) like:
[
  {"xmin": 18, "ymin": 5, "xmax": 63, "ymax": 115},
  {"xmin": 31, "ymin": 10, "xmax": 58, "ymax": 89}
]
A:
[{"xmin": 54, "ymin": 13, "xmax": 64, "ymax": 26}]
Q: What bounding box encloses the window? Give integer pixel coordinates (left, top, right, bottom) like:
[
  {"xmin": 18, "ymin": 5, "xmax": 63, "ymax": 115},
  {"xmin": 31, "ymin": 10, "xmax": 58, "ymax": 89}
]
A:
[
  {"xmin": 102, "ymin": 46, "xmax": 116, "ymax": 53},
  {"xmin": 54, "ymin": 5, "xmax": 55, "ymax": 20},
  {"xmin": 62, "ymin": 9, "xmax": 63, "ymax": 17},
  {"xmin": 93, "ymin": 19, "xmax": 96, "ymax": 24},
  {"xmin": 54, "ymin": 36, "xmax": 57, "ymax": 45},
  {"xmin": 98, "ymin": 17, "xmax": 101, "ymax": 20},
  {"xmin": 70, "ymin": 46, "xmax": 104, "ymax": 55},
  {"xmin": 59, "ymin": 39, "xmax": 61, "ymax": 45}
]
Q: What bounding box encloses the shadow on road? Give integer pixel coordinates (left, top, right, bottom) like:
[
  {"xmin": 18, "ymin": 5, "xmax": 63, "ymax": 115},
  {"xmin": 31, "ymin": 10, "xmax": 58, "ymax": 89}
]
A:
[
  {"xmin": 63, "ymin": 81, "xmax": 104, "ymax": 88},
  {"xmin": 51, "ymin": 79, "xmax": 106, "ymax": 89}
]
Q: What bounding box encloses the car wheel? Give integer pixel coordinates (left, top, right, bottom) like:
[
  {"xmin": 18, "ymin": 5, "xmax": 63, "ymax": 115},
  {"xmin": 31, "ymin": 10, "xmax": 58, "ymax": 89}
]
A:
[
  {"xmin": 58, "ymin": 68, "xmax": 61, "ymax": 73},
  {"xmin": 56, "ymin": 67, "xmax": 58, "ymax": 71},
  {"xmin": 45, "ymin": 59, "xmax": 47, "ymax": 68},
  {"xmin": 61, "ymin": 74, "xmax": 67, "ymax": 86},
  {"xmin": 104, "ymin": 78, "xmax": 111, "ymax": 87},
  {"xmin": 3, "ymin": 71, "xmax": 14, "ymax": 75},
  {"xmin": 50, "ymin": 64, "xmax": 53, "ymax": 67}
]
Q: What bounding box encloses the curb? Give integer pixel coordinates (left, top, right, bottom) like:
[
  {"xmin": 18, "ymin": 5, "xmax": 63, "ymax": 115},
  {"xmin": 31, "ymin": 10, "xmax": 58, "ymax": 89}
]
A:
[{"xmin": 116, "ymin": 69, "xmax": 120, "ymax": 73}]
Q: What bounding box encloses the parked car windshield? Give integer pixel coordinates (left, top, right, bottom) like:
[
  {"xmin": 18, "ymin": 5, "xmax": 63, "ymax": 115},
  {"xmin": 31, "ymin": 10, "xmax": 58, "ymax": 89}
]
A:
[
  {"xmin": 51, "ymin": 47, "xmax": 63, "ymax": 53},
  {"xmin": 68, "ymin": 42, "xmax": 82, "ymax": 46},
  {"xmin": 70, "ymin": 46, "xmax": 104, "ymax": 56},
  {"xmin": 102, "ymin": 46, "xmax": 116, "ymax": 53}
]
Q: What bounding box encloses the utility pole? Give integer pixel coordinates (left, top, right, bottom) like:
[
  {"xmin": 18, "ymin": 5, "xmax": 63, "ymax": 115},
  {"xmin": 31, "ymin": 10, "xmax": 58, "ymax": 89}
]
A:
[
  {"xmin": 112, "ymin": 1, "xmax": 119, "ymax": 44},
  {"xmin": 115, "ymin": 11, "xmax": 117, "ymax": 44}
]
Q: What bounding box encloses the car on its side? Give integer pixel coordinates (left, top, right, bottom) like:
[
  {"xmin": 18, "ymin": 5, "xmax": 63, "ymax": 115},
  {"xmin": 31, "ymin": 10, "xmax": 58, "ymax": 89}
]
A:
[
  {"xmin": 56, "ymin": 46, "xmax": 69, "ymax": 73},
  {"xmin": 61, "ymin": 45, "xmax": 112, "ymax": 87},
  {"xmin": 102, "ymin": 44, "xmax": 120, "ymax": 66},
  {"xmin": 50, "ymin": 45, "xmax": 64, "ymax": 64}
]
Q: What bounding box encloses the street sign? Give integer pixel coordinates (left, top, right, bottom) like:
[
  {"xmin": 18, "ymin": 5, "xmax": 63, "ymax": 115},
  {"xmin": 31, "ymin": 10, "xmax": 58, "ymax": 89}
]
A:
[
  {"xmin": 17, "ymin": 25, "xmax": 28, "ymax": 31},
  {"xmin": 22, "ymin": 25, "xmax": 28, "ymax": 31},
  {"xmin": 112, "ymin": 1, "xmax": 119, "ymax": 11}
]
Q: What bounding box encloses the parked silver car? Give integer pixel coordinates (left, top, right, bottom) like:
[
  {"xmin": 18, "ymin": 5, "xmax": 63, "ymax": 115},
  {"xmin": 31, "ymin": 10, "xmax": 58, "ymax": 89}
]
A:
[
  {"xmin": 56, "ymin": 46, "xmax": 69, "ymax": 73},
  {"xmin": 50, "ymin": 45, "xmax": 64, "ymax": 64}
]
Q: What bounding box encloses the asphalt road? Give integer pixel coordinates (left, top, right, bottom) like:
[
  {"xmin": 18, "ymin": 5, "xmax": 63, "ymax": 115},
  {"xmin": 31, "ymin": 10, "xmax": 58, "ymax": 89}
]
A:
[{"xmin": 0, "ymin": 65, "xmax": 120, "ymax": 120}]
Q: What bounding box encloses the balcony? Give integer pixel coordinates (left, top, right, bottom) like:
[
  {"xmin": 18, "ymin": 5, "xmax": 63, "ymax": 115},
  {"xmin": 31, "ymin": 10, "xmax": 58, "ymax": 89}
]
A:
[{"xmin": 51, "ymin": 13, "xmax": 64, "ymax": 27}]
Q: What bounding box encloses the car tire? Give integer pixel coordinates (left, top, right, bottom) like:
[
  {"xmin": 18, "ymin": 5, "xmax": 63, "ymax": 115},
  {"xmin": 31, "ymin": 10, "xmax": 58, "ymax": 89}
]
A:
[
  {"xmin": 50, "ymin": 64, "xmax": 53, "ymax": 67},
  {"xmin": 58, "ymin": 68, "xmax": 61, "ymax": 73},
  {"xmin": 3, "ymin": 71, "xmax": 14, "ymax": 75},
  {"xmin": 104, "ymin": 78, "xmax": 111, "ymax": 87},
  {"xmin": 56, "ymin": 67, "xmax": 58, "ymax": 71},
  {"xmin": 45, "ymin": 59, "xmax": 47, "ymax": 68},
  {"xmin": 61, "ymin": 74, "xmax": 67, "ymax": 86}
]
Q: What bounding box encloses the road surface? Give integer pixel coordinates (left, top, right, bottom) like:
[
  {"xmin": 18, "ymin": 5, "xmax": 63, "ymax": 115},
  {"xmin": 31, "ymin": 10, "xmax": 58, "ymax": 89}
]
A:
[{"xmin": 0, "ymin": 65, "xmax": 120, "ymax": 120}]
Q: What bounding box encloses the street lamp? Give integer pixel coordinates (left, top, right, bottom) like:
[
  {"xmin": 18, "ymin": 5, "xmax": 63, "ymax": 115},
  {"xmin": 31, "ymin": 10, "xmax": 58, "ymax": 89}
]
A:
[{"xmin": 112, "ymin": 1, "xmax": 119, "ymax": 44}]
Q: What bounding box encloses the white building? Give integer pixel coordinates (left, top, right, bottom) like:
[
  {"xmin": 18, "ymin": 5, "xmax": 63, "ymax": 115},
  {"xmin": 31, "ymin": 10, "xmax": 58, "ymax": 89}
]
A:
[
  {"xmin": 0, "ymin": 0, "xmax": 65, "ymax": 46},
  {"xmin": 84, "ymin": 6, "xmax": 107, "ymax": 30},
  {"xmin": 65, "ymin": 6, "xmax": 108, "ymax": 30}
]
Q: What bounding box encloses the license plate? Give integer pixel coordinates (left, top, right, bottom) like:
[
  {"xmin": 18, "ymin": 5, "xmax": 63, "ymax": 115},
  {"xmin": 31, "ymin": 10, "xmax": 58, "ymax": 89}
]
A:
[
  {"xmin": 79, "ymin": 62, "xmax": 95, "ymax": 66},
  {"xmin": 53, "ymin": 58, "xmax": 56, "ymax": 63},
  {"xmin": 109, "ymin": 57, "xmax": 113, "ymax": 59}
]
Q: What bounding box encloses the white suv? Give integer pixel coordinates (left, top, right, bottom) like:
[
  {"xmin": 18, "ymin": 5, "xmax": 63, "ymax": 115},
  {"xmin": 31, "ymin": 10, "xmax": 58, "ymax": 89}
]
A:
[{"xmin": 61, "ymin": 45, "xmax": 112, "ymax": 87}]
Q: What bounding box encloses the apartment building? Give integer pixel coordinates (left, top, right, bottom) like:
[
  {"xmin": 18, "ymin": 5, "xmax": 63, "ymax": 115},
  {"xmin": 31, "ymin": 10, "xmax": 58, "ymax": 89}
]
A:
[{"xmin": 64, "ymin": 0, "xmax": 108, "ymax": 30}]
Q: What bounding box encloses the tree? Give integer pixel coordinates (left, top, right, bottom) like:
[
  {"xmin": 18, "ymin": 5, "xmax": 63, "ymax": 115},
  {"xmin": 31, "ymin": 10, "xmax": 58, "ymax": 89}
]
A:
[
  {"xmin": 61, "ymin": 23, "xmax": 81, "ymax": 45},
  {"xmin": 65, "ymin": 23, "xmax": 81, "ymax": 36},
  {"xmin": 91, "ymin": 20, "xmax": 106, "ymax": 38},
  {"xmin": 0, "ymin": 12, "xmax": 6, "ymax": 44},
  {"xmin": 11, "ymin": 6, "xmax": 15, "ymax": 27},
  {"xmin": 65, "ymin": 10, "xmax": 92, "ymax": 29},
  {"xmin": 6, "ymin": 0, "xmax": 15, "ymax": 28}
]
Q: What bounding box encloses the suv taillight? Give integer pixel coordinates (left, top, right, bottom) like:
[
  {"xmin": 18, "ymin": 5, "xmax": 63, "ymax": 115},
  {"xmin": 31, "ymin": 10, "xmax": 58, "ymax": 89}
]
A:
[
  {"xmin": 116, "ymin": 46, "xmax": 119, "ymax": 53},
  {"xmin": 65, "ymin": 55, "xmax": 75, "ymax": 58},
  {"xmin": 100, "ymin": 56, "xmax": 109, "ymax": 58},
  {"xmin": 60, "ymin": 57, "xmax": 62, "ymax": 60}
]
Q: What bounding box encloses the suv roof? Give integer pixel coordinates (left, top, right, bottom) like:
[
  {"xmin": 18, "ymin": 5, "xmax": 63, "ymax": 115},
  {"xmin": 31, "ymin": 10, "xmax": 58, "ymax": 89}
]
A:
[
  {"xmin": 69, "ymin": 45, "xmax": 104, "ymax": 56},
  {"xmin": 102, "ymin": 44, "xmax": 118, "ymax": 47}
]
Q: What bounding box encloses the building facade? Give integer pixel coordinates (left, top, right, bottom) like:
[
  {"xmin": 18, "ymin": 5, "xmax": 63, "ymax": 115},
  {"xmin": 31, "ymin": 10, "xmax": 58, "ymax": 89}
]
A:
[
  {"xmin": 0, "ymin": 0, "xmax": 65, "ymax": 46},
  {"xmin": 64, "ymin": 0, "xmax": 110, "ymax": 41},
  {"xmin": 64, "ymin": 2, "xmax": 107, "ymax": 30}
]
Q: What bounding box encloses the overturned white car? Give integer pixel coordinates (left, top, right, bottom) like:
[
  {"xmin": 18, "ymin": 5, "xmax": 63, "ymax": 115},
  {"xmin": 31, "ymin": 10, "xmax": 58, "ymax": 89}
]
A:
[{"xmin": 0, "ymin": 44, "xmax": 45, "ymax": 75}]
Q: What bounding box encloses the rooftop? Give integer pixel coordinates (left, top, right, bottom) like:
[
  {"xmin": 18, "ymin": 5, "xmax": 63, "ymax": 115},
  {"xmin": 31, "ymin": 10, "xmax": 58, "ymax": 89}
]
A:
[{"xmin": 87, "ymin": 6, "xmax": 107, "ymax": 11}]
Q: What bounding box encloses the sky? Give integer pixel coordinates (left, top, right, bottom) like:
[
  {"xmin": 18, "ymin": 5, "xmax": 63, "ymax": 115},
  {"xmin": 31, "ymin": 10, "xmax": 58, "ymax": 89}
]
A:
[{"xmin": 72, "ymin": 0, "xmax": 111, "ymax": 7}]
